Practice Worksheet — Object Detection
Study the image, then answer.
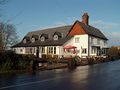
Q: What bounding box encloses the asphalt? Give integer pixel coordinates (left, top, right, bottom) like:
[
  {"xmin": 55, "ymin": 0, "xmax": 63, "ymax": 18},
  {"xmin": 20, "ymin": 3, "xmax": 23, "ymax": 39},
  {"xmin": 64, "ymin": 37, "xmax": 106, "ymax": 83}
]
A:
[{"xmin": 0, "ymin": 60, "xmax": 120, "ymax": 90}]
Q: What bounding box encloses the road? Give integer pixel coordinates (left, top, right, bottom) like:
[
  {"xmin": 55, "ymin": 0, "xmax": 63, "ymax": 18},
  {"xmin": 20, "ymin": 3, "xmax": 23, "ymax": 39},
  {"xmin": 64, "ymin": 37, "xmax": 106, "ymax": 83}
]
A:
[{"xmin": 0, "ymin": 60, "xmax": 120, "ymax": 90}]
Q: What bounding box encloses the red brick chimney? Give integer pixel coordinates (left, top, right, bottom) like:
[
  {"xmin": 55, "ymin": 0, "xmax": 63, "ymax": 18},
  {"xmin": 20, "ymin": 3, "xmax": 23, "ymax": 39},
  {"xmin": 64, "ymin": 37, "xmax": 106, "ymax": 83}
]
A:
[{"xmin": 82, "ymin": 13, "xmax": 89, "ymax": 25}]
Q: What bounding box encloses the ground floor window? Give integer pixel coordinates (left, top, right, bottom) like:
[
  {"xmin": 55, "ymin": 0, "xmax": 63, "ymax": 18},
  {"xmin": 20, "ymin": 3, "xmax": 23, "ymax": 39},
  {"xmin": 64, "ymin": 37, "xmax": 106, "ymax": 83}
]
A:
[
  {"xmin": 54, "ymin": 47, "xmax": 56, "ymax": 54},
  {"xmin": 41, "ymin": 47, "xmax": 45, "ymax": 53},
  {"xmin": 101, "ymin": 48, "xmax": 106, "ymax": 55},
  {"xmin": 91, "ymin": 47, "xmax": 96, "ymax": 54},
  {"xmin": 47, "ymin": 46, "xmax": 56, "ymax": 54},
  {"xmin": 20, "ymin": 49, "xmax": 23, "ymax": 52},
  {"xmin": 30, "ymin": 48, "xmax": 32, "ymax": 53},
  {"xmin": 25, "ymin": 47, "xmax": 34, "ymax": 54}
]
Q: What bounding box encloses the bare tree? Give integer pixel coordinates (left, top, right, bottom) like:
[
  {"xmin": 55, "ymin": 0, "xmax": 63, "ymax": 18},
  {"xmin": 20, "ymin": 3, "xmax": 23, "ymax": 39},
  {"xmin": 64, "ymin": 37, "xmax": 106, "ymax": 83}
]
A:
[
  {"xmin": 0, "ymin": 23, "xmax": 4, "ymax": 51},
  {"xmin": 0, "ymin": 22, "xmax": 18, "ymax": 50}
]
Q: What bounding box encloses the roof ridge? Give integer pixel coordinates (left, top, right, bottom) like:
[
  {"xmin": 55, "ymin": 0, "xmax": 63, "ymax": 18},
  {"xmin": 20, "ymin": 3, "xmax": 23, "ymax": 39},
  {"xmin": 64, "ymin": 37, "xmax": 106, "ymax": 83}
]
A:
[{"xmin": 28, "ymin": 25, "xmax": 72, "ymax": 33}]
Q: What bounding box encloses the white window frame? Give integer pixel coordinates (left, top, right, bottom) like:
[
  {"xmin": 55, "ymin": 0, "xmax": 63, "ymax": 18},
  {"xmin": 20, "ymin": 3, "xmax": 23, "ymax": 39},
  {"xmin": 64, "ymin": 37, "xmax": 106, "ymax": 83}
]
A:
[
  {"xmin": 23, "ymin": 39, "xmax": 26, "ymax": 43},
  {"xmin": 40, "ymin": 36, "xmax": 45, "ymax": 41},
  {"xmin": 97, "ymin": 39, "xmax": 100, "ymax": 45},
  {"xmin": 41, "ymin": 47, "xmax": 45, "ymax": 54},
  {"xmin": 31, "ymin": 38, "xmax": 35, "ymax": 43},
  {"xmin": 75, "ymin": 37, "xmax": 80, "ymax": 43},
  {"xmin": 47, "ymin": 46, "xmax": 56, "ymax": 54},
  {"xmin": 53, "ymin": 35, "xmax": 59, "ymax": 40},
  {"xmin": 82, "ymin": 48, "xmax": 87, "ymax": 54}
]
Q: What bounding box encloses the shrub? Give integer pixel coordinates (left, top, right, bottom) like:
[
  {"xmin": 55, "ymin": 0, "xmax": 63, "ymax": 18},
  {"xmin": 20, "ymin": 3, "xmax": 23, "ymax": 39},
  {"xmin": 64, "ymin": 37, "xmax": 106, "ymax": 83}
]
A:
[
  {"xmin": 68, "ymin": 58, "xmax": 77, "ymax": 69},
  {"xmin": 108, "ymin": 46, "xmax": 120, "ymax": 60},
  {"xmin": 0, "ymin": 50, "xmax": 31, "ymax": 71}
]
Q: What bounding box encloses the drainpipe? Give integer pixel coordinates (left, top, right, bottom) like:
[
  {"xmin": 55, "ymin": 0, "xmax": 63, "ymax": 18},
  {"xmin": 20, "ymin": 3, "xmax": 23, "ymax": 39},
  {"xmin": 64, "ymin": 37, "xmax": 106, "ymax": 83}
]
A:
[{"xmin": 88, "ymin": 36, "xmax": 90, "ymax": 56}]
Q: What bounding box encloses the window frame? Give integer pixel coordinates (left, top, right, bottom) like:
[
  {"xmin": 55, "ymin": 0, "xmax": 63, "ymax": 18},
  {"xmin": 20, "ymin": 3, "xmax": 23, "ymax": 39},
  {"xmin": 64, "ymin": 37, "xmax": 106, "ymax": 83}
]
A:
[
  {"xmin": 40, "ymin": 36, "xmax": 45, "ymax": 41},
  {"xmin": 75, "ymin": 37, "xmax": 80, "ymax": 43},
  {"xmin": 82, "ymin": 48, "xmax": 87, "ymax": 54},
  {"xmin": 53, "ymin": 34, "xmax": 59, "ymax": 40}
]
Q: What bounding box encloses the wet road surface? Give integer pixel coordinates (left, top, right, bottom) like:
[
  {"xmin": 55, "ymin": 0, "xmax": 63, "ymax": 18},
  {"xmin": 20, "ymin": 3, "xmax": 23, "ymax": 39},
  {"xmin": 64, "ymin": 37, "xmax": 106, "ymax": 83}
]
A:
[{"xmin": 0, "ymin": 60, "xmax": 120, "ymax": 90}]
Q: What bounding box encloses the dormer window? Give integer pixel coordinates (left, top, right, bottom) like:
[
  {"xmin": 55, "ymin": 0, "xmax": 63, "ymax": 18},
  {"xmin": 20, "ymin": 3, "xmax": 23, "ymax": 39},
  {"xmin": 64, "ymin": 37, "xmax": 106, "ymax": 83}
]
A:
[
  {"xmin": 31, "ymin": 35, "xmax": 38, "ymax": 42},
  {"xmin": 40, "ymin": 34, "xmax": 48, "ymax": 41},
  {"xmin": 23, "ymin": 39, "xmax": 26, "ymax": 43},
  {"xmin": 53, "ymin": 32, "xmax": 62, "ymax": 40},
  {"xmin": 53, "ymin": 35, "xmax": 58, "ymax": 40},
  {"xmin": 31, "ymin": 38, "xmax": 35, "ymax": 43},
  {"xmin": 40, "ymin": 36, "xmax": 45, "ymax": 41},
  {"xmin": 23, "ymin": 36, "xmax": 30, "ymax": 43}
]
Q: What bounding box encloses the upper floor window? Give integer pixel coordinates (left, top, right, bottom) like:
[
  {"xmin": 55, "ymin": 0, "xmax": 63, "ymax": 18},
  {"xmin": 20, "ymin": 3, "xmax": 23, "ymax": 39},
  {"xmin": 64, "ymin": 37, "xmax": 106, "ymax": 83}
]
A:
[
  {"xmin": 91, "ymin": 37, "xmax": 94, "ymax": 44},
  {"xmin": 31, "ymin": 38, "xmax": 35, "ymax": 43},
  {"xmin": 53, "ymin": 32, "xmax": 62, "ymax": 40},
  {"xmin": 31, "ymin": 35, "xmax": 38, "ymax": 42},
  {"xmin": 75, "ymin": 37, "xmax": 79, "ymax": 43},
  {"xmin": 97, "ymin": 39, "xmax": 100, "ymax": 45},
  {"xmin": 104, "ymin": 41, "xmax": 107, "ymax": 46},
  {"xmin": 23, "ymin": 39, "xmax": 26, "ymax": 43},
  {"xmin": 40, "ymin": 34, "xmax": 48, "ymax": 41},
  {"xmin": 40, "ymin": 36, "xmax": 45, "ymax": 41},
  {"xmin": 23, "ymin": 36, "xmax": 30, "ymax": 43},
  {"xmin": 53, "ymin": 35, "xmax": 59, "ymax": 40}
]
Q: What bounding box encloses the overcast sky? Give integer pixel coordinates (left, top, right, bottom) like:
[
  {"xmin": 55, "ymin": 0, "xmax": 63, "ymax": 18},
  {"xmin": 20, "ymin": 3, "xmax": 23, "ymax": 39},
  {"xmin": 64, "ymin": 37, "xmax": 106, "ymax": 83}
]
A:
[{"xmin": 0, "ymin": 0, "xmax": 120, "ymax": 46}]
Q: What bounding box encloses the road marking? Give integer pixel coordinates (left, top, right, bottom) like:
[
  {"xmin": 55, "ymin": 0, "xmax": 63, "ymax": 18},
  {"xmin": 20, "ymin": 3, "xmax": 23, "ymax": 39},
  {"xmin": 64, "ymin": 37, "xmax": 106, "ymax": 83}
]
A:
[{"xmin": 0, "ymin": 76, "xmax": 66, "ymax": 90}]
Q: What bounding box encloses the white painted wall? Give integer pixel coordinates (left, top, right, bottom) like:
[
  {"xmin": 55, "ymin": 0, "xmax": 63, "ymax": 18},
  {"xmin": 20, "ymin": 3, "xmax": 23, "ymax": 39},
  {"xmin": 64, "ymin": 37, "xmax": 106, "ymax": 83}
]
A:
[
  {"xmin": 73, "ymin": 35, "xmax": 88, "ymax": 57},
  {"xmin": 13, "ymin": 47, "xmax": 26, "ymax": 54},
  {"xmin": 62, "ymin": 35, "xmax": 89, "ymax": 58}
]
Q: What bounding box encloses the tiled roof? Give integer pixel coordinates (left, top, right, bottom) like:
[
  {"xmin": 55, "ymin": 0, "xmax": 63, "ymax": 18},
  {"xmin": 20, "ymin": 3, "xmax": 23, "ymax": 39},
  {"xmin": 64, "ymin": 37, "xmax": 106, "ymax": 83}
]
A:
[
  {"xmin": 26, "ymin": 25, "xmax": 72, "ymax": 39},
  {"xmin": 78, "ymin": 21, "xmax": 108, "ymax": 40},
  {"xmin": 12, "ymin": 20, "xmax": 108, "ymax": 48}
]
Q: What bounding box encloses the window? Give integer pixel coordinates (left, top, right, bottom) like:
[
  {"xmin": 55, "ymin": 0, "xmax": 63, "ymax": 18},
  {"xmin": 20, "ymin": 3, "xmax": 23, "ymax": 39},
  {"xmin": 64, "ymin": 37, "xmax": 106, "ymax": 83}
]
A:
[
  {"xmin": 75, "ymin": 37, "xmax": 79, "ymax": 43},
  {"xmin": 30, "ymin": 48, "xmax": 32, "ymax": 54},
  {"xmin": 82, "ymin": 48, "xmax": 87, "ymax": 54},
  {"xmin": 20, "ymin": 49, "xmax": 23, "ymax": 52},
  {"xmin": 102, "ymin": 49, "xmax": 105, "ymax": 54},
  {"xmin": 91, "ymin": 47, "xmax": 96, "ymax": 54},
  {"xmin": 33, "ymin": 47, "xmax": 36, "ymax": 53},
  {"xmin": 23, "ymin": 39, "xmax": 26, "ymax": 43},
  {"xmin": 104, "ymin": 41, "xmax": 107, "ymax": 46},
  {"xmin": 91, "ymin": 37, "xmax": 94, "ymax": 44},
  {"xmin": 31, "ymin": 38, "xmax": 35, "ymax": 43},
  {"xmin": 41, "ymin": 47, "xmax": 45, "ymax": 53},
  {"xmin": 47, "ymin": 46, "xmax": 56, "ymax": 54},
  {"xmin": 54, "ymin": 47, "xmax": 56, "ymax": 54},
  {"xmin": 97, "ymin": 39, "xmax": 100, "ymax": 45},
  {"xmin": 40, "ymin": 36, "xmax": 45, "ymax": 41},
  {"xmin": 51, "ymin": 47, "xmax": 53, "ymax": 54},
  {"xmin": 53, "ymin": 35, "xmax": 58, "ymax": 40},
  {"xmin": 48, "ymin": 47, "xmax": 50, "ymax": 54}
]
